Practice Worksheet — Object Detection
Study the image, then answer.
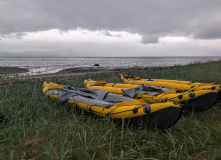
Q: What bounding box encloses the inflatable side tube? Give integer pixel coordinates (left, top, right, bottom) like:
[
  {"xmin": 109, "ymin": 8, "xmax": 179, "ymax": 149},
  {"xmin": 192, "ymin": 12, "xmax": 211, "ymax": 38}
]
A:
[
  {"xmin": 218, "ymin": 90, "xmax": 221, "ymax": 100},
  {"xmin": 125, "ymin": 102, "xmax": 183, "ymax": 129}
]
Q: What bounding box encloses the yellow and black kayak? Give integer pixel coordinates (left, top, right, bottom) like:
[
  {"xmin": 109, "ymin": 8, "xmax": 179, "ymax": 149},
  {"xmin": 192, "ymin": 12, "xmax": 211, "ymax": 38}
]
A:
[
  {"xmin": 43, "ymin": 81, "xmax": 183, "ymax": 129},
  {"xmin": 84, "ymin": 79, "xmax": 219, "ymax": 112},
  {"xmin": 121, "ymin": 75, "xmax": 221, "ymax": 91}
]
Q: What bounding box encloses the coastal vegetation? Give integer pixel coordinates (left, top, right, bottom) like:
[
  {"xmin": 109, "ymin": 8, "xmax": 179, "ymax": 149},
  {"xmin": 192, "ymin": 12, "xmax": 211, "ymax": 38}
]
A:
[{"xmin": 0, "ymin": 60, "xmax": 221, "ymax": 159}]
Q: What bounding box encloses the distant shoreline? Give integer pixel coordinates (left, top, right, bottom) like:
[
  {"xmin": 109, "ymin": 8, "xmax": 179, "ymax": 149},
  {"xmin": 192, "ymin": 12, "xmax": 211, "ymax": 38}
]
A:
[{"xmin": 0, "ymin": 60, "xmax": 220, "ymax": 85}]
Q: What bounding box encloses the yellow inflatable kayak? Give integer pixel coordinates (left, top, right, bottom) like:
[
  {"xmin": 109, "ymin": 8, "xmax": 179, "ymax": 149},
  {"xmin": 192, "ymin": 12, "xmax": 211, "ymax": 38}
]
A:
[
  {"xmin": 121, "ymin": 75, "xmax": 221, "ymax": 91},
  {"xmin": 84, "ymin": 79, "xmax": 219, "ymax": 112},
  {"xmin": 43, "ymin": 81, "xmax": 183, "ymax": 129}
]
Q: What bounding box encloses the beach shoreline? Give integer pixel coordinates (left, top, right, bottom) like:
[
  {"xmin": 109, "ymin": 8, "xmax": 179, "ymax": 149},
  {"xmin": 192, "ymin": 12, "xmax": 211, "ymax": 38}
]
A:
[
  {"xmin": 1, "ymin": 56, "xmax": 221, "ymax": 76},
  {"xmin": 0, "ymin": 65, "xmax": 172, "ymax": 76},
  {"xmin": 0, "ymin": 65, "xmax": 170, "ymax": 75},
  {"xmin": 0, "ymin": 65, "xmax": 171, "ymax": 84}
]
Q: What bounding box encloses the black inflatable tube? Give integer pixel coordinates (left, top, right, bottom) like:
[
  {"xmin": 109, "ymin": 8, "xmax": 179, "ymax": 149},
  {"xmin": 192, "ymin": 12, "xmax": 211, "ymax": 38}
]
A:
[
  {"xmin": 129, "ymin": 106, "xmax": 183, "ymax": 129},
  {"xmin": 181, "ymin": 92, "xmax": 218, "ymax": 112}
]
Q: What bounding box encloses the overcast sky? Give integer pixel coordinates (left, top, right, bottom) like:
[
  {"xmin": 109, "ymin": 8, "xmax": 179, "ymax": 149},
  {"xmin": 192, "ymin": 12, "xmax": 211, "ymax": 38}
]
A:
[{"xmin": 0, "ymin": 0, "xmax": 221, "ymax": 57}]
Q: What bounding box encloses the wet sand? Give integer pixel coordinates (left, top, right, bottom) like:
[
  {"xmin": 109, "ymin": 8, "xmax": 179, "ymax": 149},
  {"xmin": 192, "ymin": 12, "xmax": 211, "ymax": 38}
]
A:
[{"xmin": 0, "ymin": 66, "xmax": 29, "ymax": 74}]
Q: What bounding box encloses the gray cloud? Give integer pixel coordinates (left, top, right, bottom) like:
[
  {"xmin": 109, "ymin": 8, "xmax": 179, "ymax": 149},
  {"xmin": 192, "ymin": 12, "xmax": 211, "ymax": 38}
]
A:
[{"xmin": 1, "ymin": 0, "xmax": 221, "ymax": 43}]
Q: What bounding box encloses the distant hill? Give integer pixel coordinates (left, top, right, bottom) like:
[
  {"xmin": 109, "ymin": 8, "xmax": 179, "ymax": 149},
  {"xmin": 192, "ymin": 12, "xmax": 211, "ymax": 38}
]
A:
[{"xmin": 0, "ymin": 50, "xmax": 83, "ymax": 57}]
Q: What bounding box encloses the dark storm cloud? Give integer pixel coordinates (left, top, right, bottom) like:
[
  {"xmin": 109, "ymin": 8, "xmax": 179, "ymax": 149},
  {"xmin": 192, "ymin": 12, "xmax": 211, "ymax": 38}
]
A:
[{"xmin": 0, "ymin": 0, "xmax": 221, "ymax": 43}]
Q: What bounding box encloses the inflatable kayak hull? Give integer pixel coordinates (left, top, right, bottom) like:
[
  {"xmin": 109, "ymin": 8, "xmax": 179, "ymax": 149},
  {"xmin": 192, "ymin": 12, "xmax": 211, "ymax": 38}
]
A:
[
  {"xmin": 183, "ymin": 91, "xmax": 218, "ymax": 112},
  {"xmin": 130, "ymin": 106, "xmax": 182, "ymax": 129}
]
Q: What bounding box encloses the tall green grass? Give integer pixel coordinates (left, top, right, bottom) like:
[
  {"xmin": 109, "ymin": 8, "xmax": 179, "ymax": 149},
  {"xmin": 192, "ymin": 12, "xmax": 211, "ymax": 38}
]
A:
[{"xmin": 0, "ymin": 61, "xmax": 221, "ymax": 159}]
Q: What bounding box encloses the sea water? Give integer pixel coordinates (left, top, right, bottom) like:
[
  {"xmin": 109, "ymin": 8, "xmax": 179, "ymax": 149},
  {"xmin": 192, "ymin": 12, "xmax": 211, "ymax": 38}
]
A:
[{"xmin": 0, "ymin": 56, "xmax": 221, "ymax": 75}]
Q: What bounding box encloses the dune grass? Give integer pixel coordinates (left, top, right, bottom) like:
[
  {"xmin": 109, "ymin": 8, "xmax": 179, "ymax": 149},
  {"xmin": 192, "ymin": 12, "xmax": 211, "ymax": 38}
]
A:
[{"xmin": 0, "ymin": 60, "xmax": 221, "ymax": 160}]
